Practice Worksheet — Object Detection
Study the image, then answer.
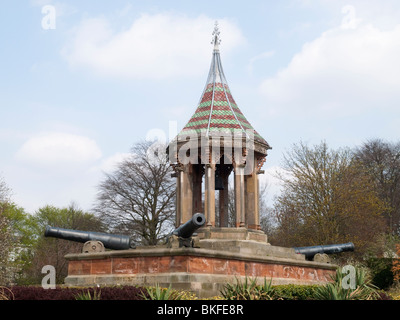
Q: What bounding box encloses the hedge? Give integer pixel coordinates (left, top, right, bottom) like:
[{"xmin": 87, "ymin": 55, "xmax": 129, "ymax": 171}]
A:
[{"xmin": 2, "ymin": 286, "xmax": 148, "ymax": 300}]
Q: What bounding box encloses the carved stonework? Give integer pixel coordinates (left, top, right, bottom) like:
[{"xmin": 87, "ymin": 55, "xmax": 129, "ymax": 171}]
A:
[
  {"xmin": 171, "ymin": 163, "xmax": 184, "ymax": 173},
  {"xmin": 256, "ymin": 156, "xmax": 266, "ymax": 174}
]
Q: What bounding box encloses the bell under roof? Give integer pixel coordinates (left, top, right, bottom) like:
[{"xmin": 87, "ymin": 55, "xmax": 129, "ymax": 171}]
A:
[{"xmin": 177, "ymin": 22, "xmax": 270, "ymax": 149}]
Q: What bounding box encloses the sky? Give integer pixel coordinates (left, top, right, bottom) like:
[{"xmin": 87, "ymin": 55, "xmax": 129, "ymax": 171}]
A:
[{"xmin": 1, "ymin": 0, "xmax": 399, "ymax": 214}]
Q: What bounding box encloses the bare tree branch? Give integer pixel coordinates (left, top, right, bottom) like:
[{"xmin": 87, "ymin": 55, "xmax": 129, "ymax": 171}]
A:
[{"xmin": 94, "ymin": 141, "xmax": 176, "ymax": 245}]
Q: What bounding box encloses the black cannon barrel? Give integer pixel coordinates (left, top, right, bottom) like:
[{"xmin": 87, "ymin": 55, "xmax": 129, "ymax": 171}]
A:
[
  {"xmin": 44, "ymin": 226, "xmax": 135, "ymax": 250},
  {"xmin": 294, "ymin": 242, "xmax": 355, "ymax": 260},
  {"xmin": 173, "ymin": 213, "xmax": 206, "ymax": 238}
]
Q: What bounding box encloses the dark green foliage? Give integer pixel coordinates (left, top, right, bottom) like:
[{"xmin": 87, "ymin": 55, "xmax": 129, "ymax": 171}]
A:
[
  {"xmin": 272, "ymin": 284, "xmax": 320, "ymax": 300},
  {"xmin": 365, "ymin": 258, "xmax": 394, "ymax": 290}
]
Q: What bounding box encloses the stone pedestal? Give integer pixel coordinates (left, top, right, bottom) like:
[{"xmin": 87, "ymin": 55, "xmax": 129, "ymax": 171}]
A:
[{"xmin": 64, "ymin": 228, "xmax": 336, "ymax": 298}]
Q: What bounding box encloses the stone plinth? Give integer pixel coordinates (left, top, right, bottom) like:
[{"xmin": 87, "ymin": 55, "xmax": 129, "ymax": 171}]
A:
[{"xmin": 64, "ymin": 233, "xmax": 337, "ymax": 298}]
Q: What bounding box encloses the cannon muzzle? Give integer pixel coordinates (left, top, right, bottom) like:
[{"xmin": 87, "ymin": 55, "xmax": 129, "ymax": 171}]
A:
[
  {"xmin": 173, "ymin": 213, "xmax": 206, "ymax": 239},
  {"xmin": 294, "ymin": 242, "xmax": 355, "ymax": 260},
  {"xmin": 44, "ymin": 226, "xmax": 135, "ymax": 250}
]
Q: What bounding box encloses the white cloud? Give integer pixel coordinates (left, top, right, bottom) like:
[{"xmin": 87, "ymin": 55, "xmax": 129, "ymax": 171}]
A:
[
  {"xmin": 89, "ymin": 152, "xmax": 131, "ymax": 174},
  {"xmin": 62, "ymin": 13, "xmax": 245, "ymax": 79},
  {"xmin": 15, "ymin": 132, "xmax": 102, "ymax": 167},
  {"xmin": 259, "ymin": 5, "xmax": 400, "ymax": 119}
]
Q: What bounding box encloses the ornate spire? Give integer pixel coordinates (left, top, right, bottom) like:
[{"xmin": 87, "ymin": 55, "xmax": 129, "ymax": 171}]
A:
[
  {"xmin": 178, "ymin": 22, "xmax": 270, "ymax": 149},
  {"xmin": 211, "ymin": 21, "xmax": 221, "ymax": 51}
]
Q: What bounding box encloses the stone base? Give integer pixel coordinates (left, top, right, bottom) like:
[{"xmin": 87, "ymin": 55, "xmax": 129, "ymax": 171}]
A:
[
  {"xmin": 64, "ymin": 231, "xmax": 337, "ymax": 298},
  {"xmin": 197, "ymin": 227, "xmax": 269, "ymax": 243}
]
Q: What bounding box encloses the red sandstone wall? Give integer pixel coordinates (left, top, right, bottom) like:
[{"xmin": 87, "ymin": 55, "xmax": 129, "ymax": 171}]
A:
[{"xmin": 68, "ymin": 255, "xmax": 335, "ymax": 283}]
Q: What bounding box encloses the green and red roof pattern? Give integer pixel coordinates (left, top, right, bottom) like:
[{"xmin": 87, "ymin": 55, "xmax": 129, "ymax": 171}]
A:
[
  {"xmin": 178, "ymin": 43, "xmax": 269, "ymax": 147},
  {"xmin": 179, "ymin": 82, "xmax": 268, "ymax": 146}
]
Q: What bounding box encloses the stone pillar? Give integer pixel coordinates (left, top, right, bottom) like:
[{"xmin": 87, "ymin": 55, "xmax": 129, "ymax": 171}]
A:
[
  {"xmin": 204, "ymin": 163, "xmax": 216, "ymax": 226},
  {"xmin": 218, "ymin": 169, "xmax": 229, "ymax": 227},
  {"xmin": 234, "ymin": 164, "xmax": 245, "ymax": 227},
  {"xmin": 245, "ymin": 158, "xmax": 260, "ymax": 230},
  {"xmin": 175, "ymin": 169, "xmax": 182, "ymax": 228},
  {"xmin": 192, "ymin": 164, "xmax": 203, "ymax": 214},
  {"xmin": 179, "ymin": 164, "xmax": 193, "ymax": 225}
]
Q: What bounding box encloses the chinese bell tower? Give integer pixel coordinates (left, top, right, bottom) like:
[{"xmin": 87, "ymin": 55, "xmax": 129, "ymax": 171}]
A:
[{"xmin": 168, "ymin": 22, "xmax": 271, "ymax": 232}]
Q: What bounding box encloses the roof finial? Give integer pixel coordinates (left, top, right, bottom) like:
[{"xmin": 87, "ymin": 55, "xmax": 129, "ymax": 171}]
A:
[{"xmin": 211, "ymin": 20, "xmax": 221, "ymax": 50}]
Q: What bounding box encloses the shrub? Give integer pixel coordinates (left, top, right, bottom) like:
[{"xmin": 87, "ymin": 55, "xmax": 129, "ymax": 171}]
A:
[
  {"xmin": 272, "ymin": 284, "xmax": 320, "ymax": 300},
  {"xmin": 142, "ymin": 284, "xmax": 197, "ymax": 300},
  {"xmin": 220, "ymin": 277, "xmax": 275, "ymax": 300},
  {"xmin": 314, "ymin": 267, "xmax": 380, "ymax": 300},
  {"xmin": 392, "ymin": 244, "xmax": 400, "ymax": 282},
  {"xmin": 366, "ymin": 257, "xmax": 394, "ymax": 290}
]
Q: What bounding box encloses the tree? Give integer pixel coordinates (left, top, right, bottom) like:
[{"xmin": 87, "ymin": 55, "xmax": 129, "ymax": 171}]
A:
[
  {"xmin": 271, "ymin": 141, "xmax": 387, "ymax": 257},
  {"xmin": 0, "ymin": 214, "xmax": 13, "ymax": 285},
  {"xmin": 0, "ymin": 176, "xmax": 15, "ymax": 285},
  {"xmin": 353, "ymin": 139, "xmax": 400, "ymax": 234},
  {"xmin": 18, "ymin": 204, "xmax": 104, "ymax": 285},
  {"xmin": 0, "ymin": 175, "xmax": 11, "ymax": 203},
  {"xmin": 223, "ymin": 179, "xmax": 274, "ymax": 231},
  {"xmin": 94, "ymin": 141, "xmax": 176, "ymax": 245},
  {"xmin": 257, "ymin": 182, "xmax": 277, "ymax": 236}
]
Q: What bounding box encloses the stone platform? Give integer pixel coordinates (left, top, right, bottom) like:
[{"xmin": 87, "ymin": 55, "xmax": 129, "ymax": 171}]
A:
[{"xmin": 64, "ymin": 228, "xmax": 337, "ymax": 298}]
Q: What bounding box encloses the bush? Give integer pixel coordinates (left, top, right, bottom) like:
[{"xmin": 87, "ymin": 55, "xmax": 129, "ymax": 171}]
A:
[
  {"xmin": 366, "ymin": 257, "xmax": 394, "ymax": 290},
  {"xmin": 142, "ymin": 284, "xmax": 197, "ymax": 300},
  {"xmin": 272, "ymin": 284, "xmax": 320, "ymax": 300},
  {"xmin": 220, "ymin": 277, "xmax": 275, "ymax": 300},
  {"xmin": 314, "ymin": 267, "xmax": 380, "ymax": 300},
  {"xmin": 219, "ymin": 277, "xmax": 324, "ymax": 300},
  {"xmin": 392, "ymin": 244, "xmax": 400, "ymax": 282}
]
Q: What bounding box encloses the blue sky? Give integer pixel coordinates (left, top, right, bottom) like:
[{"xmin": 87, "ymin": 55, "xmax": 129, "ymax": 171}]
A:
[{"xmin": 1, "ymin": 0, "xmax": 399, "ymax": 213}]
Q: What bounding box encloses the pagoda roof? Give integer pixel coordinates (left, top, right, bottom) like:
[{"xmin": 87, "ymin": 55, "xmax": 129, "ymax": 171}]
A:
[{"xmin": 177, "ymin": 22, "xmax": 270, "ymax": 150}]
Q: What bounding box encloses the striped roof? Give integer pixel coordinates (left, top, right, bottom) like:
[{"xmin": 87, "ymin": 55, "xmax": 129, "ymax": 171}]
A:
[{"xmin": 178, "ymin": 29, "xmax": 269, "ymax": 148}]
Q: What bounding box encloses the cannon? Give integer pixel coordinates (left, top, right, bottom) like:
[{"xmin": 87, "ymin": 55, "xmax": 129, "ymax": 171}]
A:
[
  {"xmin": 294, "ymin": 242, "xmax": 355, "ymax": 261},
  {"xmin": 168, "ymin": 213, "xmax": 206, "ymax": 247},
  {"xmin": 173, "ymin": 213, "xmax": 206, "ymax": 238},
  {"xmin": 44, "ymin": 226, "xmax": 136, "ymax": 252}
]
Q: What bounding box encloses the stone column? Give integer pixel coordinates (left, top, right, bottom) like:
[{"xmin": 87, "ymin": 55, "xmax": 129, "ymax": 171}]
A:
[
  {"xmin": 192, "ymin": 164, "xmax": 203, "ymax": 214},
  {"xmin": 234, "ymin": 163, "xmax": 245, "ymax": 227},
  {"xmin": 218, "ymin": 169, "xmax": 229, "ymax": 227},
  {"xmin": 179, "ymin": 164, "xmax": 193, "ymax": 225},
  {"xmin": 204, "ymin": 163, "xmax": 216, "ymax": 226},
  {"xmin": 175, "ymin": 168, "xmax": 182, "ymax": 228},
  {"xmin": 245, "ymin": 159, "xmax": 260, "ymax": 229}
]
